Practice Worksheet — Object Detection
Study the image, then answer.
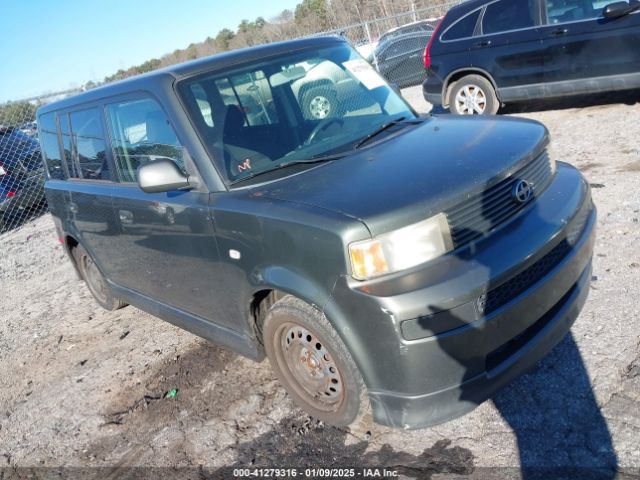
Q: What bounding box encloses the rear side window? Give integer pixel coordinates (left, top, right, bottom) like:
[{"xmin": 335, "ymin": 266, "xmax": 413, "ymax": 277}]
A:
[
  {"xmin": 218, "ymin": 71, "xmax": 279, "ymax": 126},
  {"xmin": 106, "ymin": 97, "xmax": 185, "ymax": 183},
  {"xmin": 38, "ymin": 113, "xmax": 65, "ymax": 180},
  {"xmin": 483, "ymin": 0, "xmax": 536, "ymax": 35},
  {"xmin": 69, "ymin": 108, "xmax": 111, "ymax": 181},
  {"xmin": 442, "ymin": 10, "xmax": 481, "ymax": 40}
]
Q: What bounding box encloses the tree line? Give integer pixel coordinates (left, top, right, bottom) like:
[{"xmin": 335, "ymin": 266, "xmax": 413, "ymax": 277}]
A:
[
  {"xmin": 101, "ymin": 0, "xmax": 453, "ymax": 84},
  {"xmin": 1, "ymin": 0, "xmax": 454, "ymax": 123}
]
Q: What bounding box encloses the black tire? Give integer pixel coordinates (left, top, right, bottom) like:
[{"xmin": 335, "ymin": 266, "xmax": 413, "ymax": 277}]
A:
[
  {"xmin": 302, "ymin": 86, "xmax": 337, "ymax": 120},
  {"xmin": 263, "ymin": 295, "xmax": 370, "ymax": 427},
  {"xmin": 73, "ymin": 245, "xmax": 127, "ymax": 311},
  {"xmin": 449, "ymin": 74, "xmax": 499, "ymax": 115}
]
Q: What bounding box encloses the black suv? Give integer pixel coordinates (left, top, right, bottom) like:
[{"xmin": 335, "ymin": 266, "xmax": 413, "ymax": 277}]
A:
[
  {"xmin": 423, "ymin": 0, "xmax": 640, "ymax": 114},
  {"xmin": 38, "ymin": 36, "xmax": 595, "ymax": 429}
]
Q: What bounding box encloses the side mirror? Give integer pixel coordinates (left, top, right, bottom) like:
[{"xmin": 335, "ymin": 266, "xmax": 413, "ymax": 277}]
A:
[
  {"xmin": 137, "ymin": 158, "xmax": 191, "ymax": 193},
  {"xmin": 603, "ymin": 1, "xmax": 632, "ymax": 18}
]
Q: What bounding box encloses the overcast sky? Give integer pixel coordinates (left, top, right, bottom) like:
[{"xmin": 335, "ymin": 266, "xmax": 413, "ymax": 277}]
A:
[{"xmin": 1, "ymin": 0, "xmax": 301, "ymax": 103}]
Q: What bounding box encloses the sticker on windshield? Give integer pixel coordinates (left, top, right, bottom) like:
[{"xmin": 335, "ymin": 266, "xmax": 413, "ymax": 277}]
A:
[{"xmin": 343, "ymin": 59, "xmax": 385, "ymax": 90}]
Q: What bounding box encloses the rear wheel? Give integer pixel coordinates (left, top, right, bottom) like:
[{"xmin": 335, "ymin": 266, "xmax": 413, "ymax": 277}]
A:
[
  {"xmin": 449, "ymin": 74, "xmax": 499, "ymax": 115},
  {"xmin": 263, "ymin": 295, "xmax": 369, "ymax": 427},
  {"xmin": 73, "ymin": 245, "xmax": 127, "ymax": 311}
]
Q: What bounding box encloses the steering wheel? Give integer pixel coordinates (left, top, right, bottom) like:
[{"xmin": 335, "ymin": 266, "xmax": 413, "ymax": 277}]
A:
[{"xmin": 303, "ymin": 118, "xmax": 344, "ymax": 146}]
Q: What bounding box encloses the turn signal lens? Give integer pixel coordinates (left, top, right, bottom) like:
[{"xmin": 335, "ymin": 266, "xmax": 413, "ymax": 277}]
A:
[{"xmin": 349, "ymin": 240, "xmax": 389, "ymax": 280}]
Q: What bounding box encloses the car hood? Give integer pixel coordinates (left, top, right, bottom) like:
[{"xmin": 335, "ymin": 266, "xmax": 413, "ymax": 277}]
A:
[{"xmin": 250, "ymin": 115, "xmax": 549, "ymax": 236}]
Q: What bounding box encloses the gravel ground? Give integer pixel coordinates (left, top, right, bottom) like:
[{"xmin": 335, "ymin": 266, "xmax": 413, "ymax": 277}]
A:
[{"xmin": 1, "ymin": 88, "xmax": 639, "ymax": 478}]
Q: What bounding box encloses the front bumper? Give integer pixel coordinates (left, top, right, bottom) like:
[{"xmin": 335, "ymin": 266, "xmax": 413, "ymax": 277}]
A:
[{"xmin": 324, "ymin": 163, "xmax": 595, "ymax": 428}]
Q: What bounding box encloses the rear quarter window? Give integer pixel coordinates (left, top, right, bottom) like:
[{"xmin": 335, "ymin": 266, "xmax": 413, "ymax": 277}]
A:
[
  {"xmin": 38, "ymin": 113, "xmax": 65, "ymax": 180},
  {"xmin": 442, "ymin": 9, "xmax": 481, "ymax": 41}
]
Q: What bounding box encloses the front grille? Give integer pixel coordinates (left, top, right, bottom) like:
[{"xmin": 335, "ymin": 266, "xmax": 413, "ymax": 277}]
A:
[
  {"xmin": 446, "ymin": 150, "xmax": 554, "ymax": 248},
  {"xmin": 482, "ymin": 204, "xmax": 591, "ymax": 316}
]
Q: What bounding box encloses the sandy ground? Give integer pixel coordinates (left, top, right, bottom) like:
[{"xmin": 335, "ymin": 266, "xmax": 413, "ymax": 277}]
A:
[{"xmin": 1, "ymin": 88, "xmax": 639, "ymax": 478}]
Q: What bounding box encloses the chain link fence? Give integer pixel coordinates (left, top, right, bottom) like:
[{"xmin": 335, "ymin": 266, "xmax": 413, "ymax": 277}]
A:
[
  {"xmin": 0, "ymin": 90, "xmax": 83, "ymax": 234},
  {"xmin": 0, "ymin": 3, "xmax": 456, "ymax": 236}
]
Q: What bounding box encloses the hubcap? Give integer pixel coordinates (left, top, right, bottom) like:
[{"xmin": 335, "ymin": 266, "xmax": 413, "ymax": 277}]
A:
[
  {"xmin": 82, "ymin": 255, "xmax": 108, "ymax": 303},
  {"xmin": 309, "ymin": 95, "xmax": 331, "ymax": 120},
  {"xmin": 455, "ymin": 85, "xmax": 487, "ymax": 115},
  {"xmin": 275, "ymin": 323, "xmax": 344, "ymax": 411}
]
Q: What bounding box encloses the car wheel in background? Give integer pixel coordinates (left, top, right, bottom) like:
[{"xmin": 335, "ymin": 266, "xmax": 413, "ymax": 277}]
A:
[
  {"xmin": 302, "ymin": 87, "xmax": 337, "ymax": 120},
  {"xmin": 73, "ymin": 244, "xmax": 127, "ymax": 311},
  {"xmin": 263, "ymin": 295, "xmax": 370, "ymax": 427},
  {"xmin": 449, "ymin": 75, "xmax": 499, "ymax": 115}
]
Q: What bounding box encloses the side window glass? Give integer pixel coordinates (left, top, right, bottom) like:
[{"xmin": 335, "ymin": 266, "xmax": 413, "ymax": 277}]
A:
[
  {"xmin": 483, "ymin": 0, "xmax": 536, "ymax": 34},
  {"xmin": 59, "ymin": 114, "xmax": 76, "ymax": 178},
  {"xmin": 216, "ymin": 70, "xmax": 279, "ymax": 127},
  {"xmin": 442, "ymin": 10, "xmax": 481, "ymax": 40},
  {"xmin": 189, "ymin": 84, "xmax": 214, "ymax": 127},
  {"xmin": 546, "ymin": 0, "xmax": 603, "ymax": 23},
  {"xmin": 106, "ymin": 97, "xmax": 184, "ymax": 183},
  {"xmin": 69, "ymin": 108, "xmax": 111, "ymax": 181},
  {"xmin": 38, "ymin": 113, "xmax": 65, "ymax": 180}
]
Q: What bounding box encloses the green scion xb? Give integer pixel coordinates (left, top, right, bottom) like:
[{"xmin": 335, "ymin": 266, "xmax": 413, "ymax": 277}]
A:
[{"xmin": 38, "ymin": 36, "xmax": 595, "ymax": 429}]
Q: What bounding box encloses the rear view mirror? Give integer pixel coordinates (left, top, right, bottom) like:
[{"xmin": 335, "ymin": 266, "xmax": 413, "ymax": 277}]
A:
[
  {"xmin": 270, "ymin": 66, "xmax": 306, "ymax": 87},
  {"xmin": 603, "ymin": 1, "xmax": 634, "ymax": 18},
  {"xmin": 137, "ymin": 158, "xmax": 191, "ymax": 193}
]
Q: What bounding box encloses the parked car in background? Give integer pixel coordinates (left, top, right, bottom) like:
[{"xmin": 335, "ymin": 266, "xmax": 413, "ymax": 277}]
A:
[
  {"xmin": 378, "ymin": 19, "xmax": 436, "ymax": 44},
  {"xmin": 38, "ymin": 36, "xmax": 595, "ymax": 430},
  {"xmin": 0, "ymin": 126, "xmax": 46, "ymax": 230},
  {"xmin": 423, "ymin": 0, "xmax": 640, "ymax": 115},
  {"xmin": 370, "ymin": 31, "xmax": 432, "ymax": 87},
  {"xmin": 19, "ymin": 121, "xmax": 39, "ymax": 138}
]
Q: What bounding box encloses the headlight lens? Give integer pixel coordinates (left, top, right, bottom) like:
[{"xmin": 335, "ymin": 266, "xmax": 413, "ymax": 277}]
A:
[{"xmin": 349, "ymin": 213, "xmax": 453, "ymax": 280}]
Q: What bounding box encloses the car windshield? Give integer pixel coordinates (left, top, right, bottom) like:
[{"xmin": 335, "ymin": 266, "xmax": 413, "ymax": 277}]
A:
[{"xmin": 177, "ymin": 42, "xmax": 415, "ymax": 184}]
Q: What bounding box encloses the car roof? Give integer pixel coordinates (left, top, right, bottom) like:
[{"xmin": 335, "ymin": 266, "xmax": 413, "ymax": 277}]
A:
[
  {"xmin": 383, "ymin": 19, "xmax": 432, "ymax": 35},
  {"xmin": 445, "ymin": 0, "xmax": 490, "ymax": 18},
  {"xmin": 38, "ymin": 36, "xmax": 348, "ymax": 116}
]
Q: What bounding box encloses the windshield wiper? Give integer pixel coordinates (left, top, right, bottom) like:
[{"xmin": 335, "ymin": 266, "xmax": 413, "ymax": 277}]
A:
[
  {"xmin": 229, "ymin": 153, "xmax": 345, "ymax": 186},
  {"xmin": 354, "ymin": 116, "xmax": 415, "ymax": 149}
]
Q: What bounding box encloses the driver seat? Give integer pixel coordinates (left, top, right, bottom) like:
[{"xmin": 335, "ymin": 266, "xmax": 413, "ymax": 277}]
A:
[{"xmin": 220, "ymin": 105, "xmax": 271, "ymax": 179}]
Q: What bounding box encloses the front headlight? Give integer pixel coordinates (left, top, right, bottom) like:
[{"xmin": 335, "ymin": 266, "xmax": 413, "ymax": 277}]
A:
[{"xmin": 349, "ymin": 213, "xmax": 453, "ymax": 280}]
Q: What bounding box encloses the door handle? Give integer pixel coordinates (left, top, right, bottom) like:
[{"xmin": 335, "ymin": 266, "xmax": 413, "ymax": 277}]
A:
[
  {"xmin": 548, "ymin": 27, "xmax": 568, "ymax": 36},
  {"xmin": 473, "ymin": 40, "xmax": 492, "ymax": 48},
  {"xmin": 69, "ymin": 203, "xmax": 78, "ymax": 214}
]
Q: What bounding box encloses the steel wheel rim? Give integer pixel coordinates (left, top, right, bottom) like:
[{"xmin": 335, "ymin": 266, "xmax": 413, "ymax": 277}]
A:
[
  {"xmin": 82, "ymin": 254, "xmax": 108, "ymax": 303},
  {"xmin": 309, "ymin": 95, "xmax": 331, "ymax": 119},
  {"xmin": 455, "ymin": 85, "xmax": 487, "ymax": 115},
  {"xmin": 273, "ymin": 322, "xmax": 344, "ymax": 412}
]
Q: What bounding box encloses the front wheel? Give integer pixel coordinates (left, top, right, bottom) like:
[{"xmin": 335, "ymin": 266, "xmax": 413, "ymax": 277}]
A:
[
  {"xmin": 449, "ymin": 75, "xmax": 499, "ymax": 115},
  {"xmin": 263, "ymin": 295, "xmax": 369, "ymax": 427}
]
